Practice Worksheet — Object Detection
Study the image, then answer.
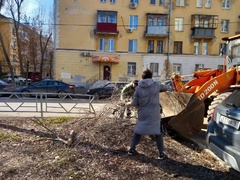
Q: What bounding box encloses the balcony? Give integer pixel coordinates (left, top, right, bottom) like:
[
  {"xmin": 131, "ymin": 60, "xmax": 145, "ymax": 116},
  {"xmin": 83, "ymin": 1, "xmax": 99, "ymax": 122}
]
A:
[
  {"xmin": 95, "ymin": 10, "xmax": 119, "ymax": 35},
  {"xmin": 145, "ymin": 26, "xmax": 168, "ymax": 37},
  {"xmin": 95, "ymin": 23, "xmax": 119, "ymax": 35},
  {"xmin": 191, "ymin": 28, "xmax": 216, "ymax": 39}
]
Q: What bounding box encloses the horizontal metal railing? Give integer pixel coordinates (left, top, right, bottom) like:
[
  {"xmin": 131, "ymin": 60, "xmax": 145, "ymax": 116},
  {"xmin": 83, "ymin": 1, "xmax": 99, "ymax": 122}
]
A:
[{"xmin": 0, "ymin": 92, "xmax": 95, "ymax": 118}]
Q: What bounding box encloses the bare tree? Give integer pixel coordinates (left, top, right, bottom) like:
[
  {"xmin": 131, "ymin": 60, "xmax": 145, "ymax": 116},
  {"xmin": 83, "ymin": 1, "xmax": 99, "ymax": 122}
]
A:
[
  {"xmin": 8, "ymin": 0, "xmax": 25, "ymax": 76},
  {"xmin": 0, "ymin": 32, "xmax": 14, "ymax": 80}
]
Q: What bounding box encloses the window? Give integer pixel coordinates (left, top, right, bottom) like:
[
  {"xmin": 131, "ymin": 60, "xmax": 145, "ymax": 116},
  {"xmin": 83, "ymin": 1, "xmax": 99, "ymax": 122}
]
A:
[
  {"xmin": 108, "ymin": 12, "xmax": 117, "ymax": 23},
  {"xmin": 195, "ymin": 64, "xmax": 204, "ymax": 71},
  {"xmin": 219, "ymin": 43, "xmax": 227, "ymax": 56},
  {"xmin": 202, "ymin": 42, "xmax": 208, "ymax": 55},
  {"xmin": 148, "ymin": 40, "xmax": 154, "ymax": 53},
  {"xmin": 98, "ymin": 12, "xmax": 107, "ymax": 23},
  {"xmin": 217, "ymin": 65, "xmax": 224, "ymax": 71},
  {"xmin": 156, "ymin": 41, "xmax": 163, "ymax": 54},
  {"xmin": 196, "ymin": 0, "xmax": 202, "ymax": 7},
  {"xmin": 173, "ymin": 41, "xmax": 182, "ymax": 54},
  {"xmin": 176, "ymin": 0, "xmax": 185, "ymax": 6},
  {"xmin": 205, "ymin": 0, "xmax": 211, "ymax": 8},
  {"xmin": 175, "ymin": 18, "xmax": 184, "ymax": 31},
  {"xmin": 98, "ymin": 11, "xmax": 117, "ymax": 23},
  {"xmin": 222, "ymin": 0, "xmax": 231, "ymax": 9},
  {"xmin": 221, "ymin": 20, "xmax": 229, "ymax": 32},
  {"xmin": 128, "ymin": 40, "xmax": 137, "ymax": 53},
  {"xmin": 100, "ymin": 38, "xmax": 106, "ymax": 51},
  {"xmin": 108, "ymin": 38, "xmax": 114, "ymax": 52},
  {"xmin": 128, "ymin": 62, "xmax": 136, "ymax": 75},
  {"xmin": 130, "ymin": 0, "xmax": 139, "ymax": 3},
  {"xmin": 148, "ymin": 16, "xmax": 166, "ymax": 26},
  {"xmin": 110, "ymin": 0, "xmax": 116, "ymax": 3},
  {"xmin": 100, "ymin": 0, "xmax": 106, "ymax": 2},
  {"xmin": 150, "ymin": 0, "xmax": 156, "ymax": 5},
  {"xmin": 130, "ymin": 16, "xmax": 138, "ymax": 29},
  {"xmin": 159, "ymin": 0, "xmax": 165, "ymax": 5},
  {"xmin": 150, "ymin": 63, "xmax": 159, "ymax": 76},
  {"xmin": 173, "ymin": 63, "xmax": 182, "ymax": 75},
  {"xmin": 194, "ymin": 42, "xmax": 199, "ymax": 55}
]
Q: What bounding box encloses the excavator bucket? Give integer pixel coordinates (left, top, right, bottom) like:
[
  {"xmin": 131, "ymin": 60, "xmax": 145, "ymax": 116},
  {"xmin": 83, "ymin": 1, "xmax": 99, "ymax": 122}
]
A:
[{"xmin": 160, "ymin": 92, "xmax": 205, "ymax": 137}]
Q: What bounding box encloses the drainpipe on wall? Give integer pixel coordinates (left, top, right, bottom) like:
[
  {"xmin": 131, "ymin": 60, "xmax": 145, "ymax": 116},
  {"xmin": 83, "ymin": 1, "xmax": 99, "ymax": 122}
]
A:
[
  {"xmin": 53, "ymin": 0, "xmax": 57, "ymax": 80},
  {"xmin": 166, "ymin": 0, "xmax": 172, "ymax": 80}
]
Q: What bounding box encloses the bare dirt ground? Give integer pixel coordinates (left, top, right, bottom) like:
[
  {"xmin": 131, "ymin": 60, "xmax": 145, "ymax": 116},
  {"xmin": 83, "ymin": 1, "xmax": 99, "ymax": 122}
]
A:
[{"xmin": 0, "ymin": 103, "xmax": 238, "ymax": 180}]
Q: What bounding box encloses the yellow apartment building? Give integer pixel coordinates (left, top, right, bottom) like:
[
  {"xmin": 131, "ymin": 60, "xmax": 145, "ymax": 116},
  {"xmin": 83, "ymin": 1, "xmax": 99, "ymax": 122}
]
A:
[
  {"xmin": 0, "ymin": 14, "xmax": 20, "ymax": 75},
  {"xmin": 54, "ymin": 0, "xmax": 240, "ymax": 84},
  {"xmin": 0, "ymin": 14, "xmax": 54, "ymax": 79}
]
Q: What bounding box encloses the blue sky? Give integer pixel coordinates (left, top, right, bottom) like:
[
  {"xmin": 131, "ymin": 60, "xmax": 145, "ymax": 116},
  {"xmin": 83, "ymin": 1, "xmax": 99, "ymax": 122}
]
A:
[{"xmin": 1, "ymin": 0, "xmax": 53, "ymax": 19}]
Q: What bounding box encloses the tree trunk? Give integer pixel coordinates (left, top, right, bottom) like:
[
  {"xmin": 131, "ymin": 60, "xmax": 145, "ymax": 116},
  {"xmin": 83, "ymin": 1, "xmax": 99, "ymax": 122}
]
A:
[{"xmin": 0, "ymin": 32, "xmax": 14, "ymax": 81}]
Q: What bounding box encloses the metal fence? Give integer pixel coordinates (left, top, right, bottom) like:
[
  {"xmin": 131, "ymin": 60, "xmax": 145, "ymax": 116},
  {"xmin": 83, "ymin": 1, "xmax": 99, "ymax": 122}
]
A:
[{"xmin": 0, "ymin": 92, "xmax": 95, "ymax": 118}]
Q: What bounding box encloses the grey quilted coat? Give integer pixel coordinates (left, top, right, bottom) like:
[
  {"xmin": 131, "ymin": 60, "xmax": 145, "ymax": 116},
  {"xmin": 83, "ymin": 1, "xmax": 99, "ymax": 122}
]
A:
[{"xmin": 131, "ymin": 78, "xmax": 168, "ymax": 135}]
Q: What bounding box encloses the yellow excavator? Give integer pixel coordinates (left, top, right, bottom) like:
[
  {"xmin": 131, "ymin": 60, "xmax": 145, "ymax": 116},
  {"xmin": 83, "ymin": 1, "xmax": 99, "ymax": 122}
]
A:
[{"xmin": 161, "ymin": 34, "xmax": 240, "ymax": 137}]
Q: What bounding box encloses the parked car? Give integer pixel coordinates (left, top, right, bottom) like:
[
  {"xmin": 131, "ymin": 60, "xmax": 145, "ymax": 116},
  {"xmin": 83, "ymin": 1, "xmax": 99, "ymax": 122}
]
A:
[
  {"xmin": 0, "ymin": 80, "xmax": 12, "ymax": 96},
  {"xmin": 27, "ymin": 72, "xmax": 42, "ymax": 82},
  {"xmin": 87, "ymin": 80, "xmax": 128, "ymax": 99},
  {"xmin": 3, "ymin": 75, "xmax": 31, "ymax": 86},
  {"xmin": 16, "ymin": 79, "xmax": 75, "ymax": 98},
  {"xmin": 206, "ymin": 86, "xmax": 240, "ymax": 172}
]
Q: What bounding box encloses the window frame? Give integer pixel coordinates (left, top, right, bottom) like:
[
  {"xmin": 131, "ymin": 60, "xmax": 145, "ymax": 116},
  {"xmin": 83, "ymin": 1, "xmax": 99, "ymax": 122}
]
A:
[
  {"xmin": 100, "ymin": 0, "xmax": 106, "ymax": 3},
  {"xmin": 202, "ymin": 42, "xmax": 208, "ymax": 55},
  {"xmin": 128, "ymin": 40, "xmax": 138, "ymax": 53},
  {"xmin": 130, "ymin": 0, "xmax": 139, "ymax": 3},
  {"xmin": 222, "ymin": 0, "xmax": 231, "ymax": 9},
  {"xmin": 205, "ymin": 0, "xmax": 212, "ymax": 8},
  {"xmin": 110, "ymin": 0, "xmax": 116, "ymax": 3},
  {"xmin": 127, "ymin": 62, "xmax": 137, "ymax": 76},
  {"xmin": 99, "ymin": 38, "xmax": 106, "ymax": 51},
  {"xmin": 195, "ymin": 64, "xmax": 204, "ymax": 71},
  {"xmin": 196, "ymin": 0, "xmax": 202, "ymax": 7},
  {"xmin": 148, "ymin": 40, "xmax": 154, "ymax": 53},
  {"xmin": 175, "ymin": 18, "xmax": 184, "ymax": 31},
  {"xmin": 173, "ymin": 41, "xmax": 183, "ymax": 54},
  {"xmin": 221, "ymin": 19, "xmax": 230, "ymax": 32},
  {"xmin": 130, "ymin": 15, "xmax": 138, "ymax": 29},
  {"xmin": 150, "ymin": 0, "xmax": 156, "ymax": 5},
  {"xmin": 108, "ymin": 38, "xmax": 114, "ymax": 52},
  {"xmin": 194, "ymin": 42, "xmax": 199, "ymax": 55},
  {"xmin": 172, "ymin": 63, "xmax": 182, "ymax": 75},
  {"xmin": 159, "ymin": 0, "xmax": 165, "ymax": 5},
  {"xmin": 176, "ymin": 0, "xmax": 185, "ymax": 6},
  {"xmin": 150, "ymin": 63, "xmax": 159, "ymax": 76},
  {"xmin": 156, "ymin": 40, "xmax": 163, "ymax": 54}
]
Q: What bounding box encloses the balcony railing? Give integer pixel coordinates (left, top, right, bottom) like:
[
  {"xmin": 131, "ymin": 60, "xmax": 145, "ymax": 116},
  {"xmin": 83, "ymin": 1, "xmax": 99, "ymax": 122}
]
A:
[
  {"xmin": 145, "ymin": 26, "xmax": 168, "ymax": 37},
  {"xmin": 191, "ymin": 28, "xmax": 215, "ymax": 39},
  {"xmin": 95, "ymin": 23, "xmax": 119, "ymax": 35}
]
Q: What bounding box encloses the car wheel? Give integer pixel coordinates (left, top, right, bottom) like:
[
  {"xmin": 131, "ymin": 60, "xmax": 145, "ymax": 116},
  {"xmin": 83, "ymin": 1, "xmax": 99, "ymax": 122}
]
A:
[
  {"xmin": 58, "ymin": 90, "xmax": 66, "ymax": 98},
  {"xmin": 22, "ymin": 90, "xmax": 30, "ymax": 98},
  {"xmin": 93, "ymin": 92, "xmax": 100, "ymax": 100}
]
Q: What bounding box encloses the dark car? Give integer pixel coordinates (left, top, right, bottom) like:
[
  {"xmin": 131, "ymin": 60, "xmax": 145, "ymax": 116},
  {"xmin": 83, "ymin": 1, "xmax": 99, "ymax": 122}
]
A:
[
  {"xmin": 17, "ymin": 79, "xmax": 75, "ymax": 98},
  {"xmin": 87, "ymin": 81, "xmax": 128, "ymax": 99},
  {"xmin": 206, "ymin": 86, "xmax": 240, "ymax": 172}
]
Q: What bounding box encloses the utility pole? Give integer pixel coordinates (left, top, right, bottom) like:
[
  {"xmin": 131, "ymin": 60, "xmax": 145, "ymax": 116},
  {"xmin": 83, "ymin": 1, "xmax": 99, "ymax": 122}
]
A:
[{"xmin": 166, "ymin": 0, "xmax": 172, "ymax": 80}]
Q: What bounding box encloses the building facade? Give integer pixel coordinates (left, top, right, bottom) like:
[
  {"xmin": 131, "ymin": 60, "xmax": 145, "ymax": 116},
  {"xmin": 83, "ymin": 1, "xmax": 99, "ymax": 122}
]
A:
[{"xmin": 54, "ymin": 0, "xmax": 240, "ymax": 83}]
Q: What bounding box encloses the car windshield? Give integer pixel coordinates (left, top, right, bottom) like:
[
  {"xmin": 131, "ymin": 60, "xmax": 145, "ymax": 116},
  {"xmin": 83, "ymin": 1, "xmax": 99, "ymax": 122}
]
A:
[{"xmin": 223, "ymin": 89, "xmax": 240, "ymax": 108}]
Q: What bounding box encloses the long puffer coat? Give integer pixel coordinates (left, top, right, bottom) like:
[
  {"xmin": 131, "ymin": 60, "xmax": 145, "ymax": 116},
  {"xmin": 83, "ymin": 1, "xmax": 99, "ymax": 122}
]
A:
[{"xmin": 131, "ymin": 78, "xmax": 168, "ymax": 135}]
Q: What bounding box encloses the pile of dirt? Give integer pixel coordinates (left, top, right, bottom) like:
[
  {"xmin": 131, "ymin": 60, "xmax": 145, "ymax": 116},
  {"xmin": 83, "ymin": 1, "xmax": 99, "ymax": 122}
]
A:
[{"xmin": 0, "ymin": 104, "xmax": 236, "ymax": 180}]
